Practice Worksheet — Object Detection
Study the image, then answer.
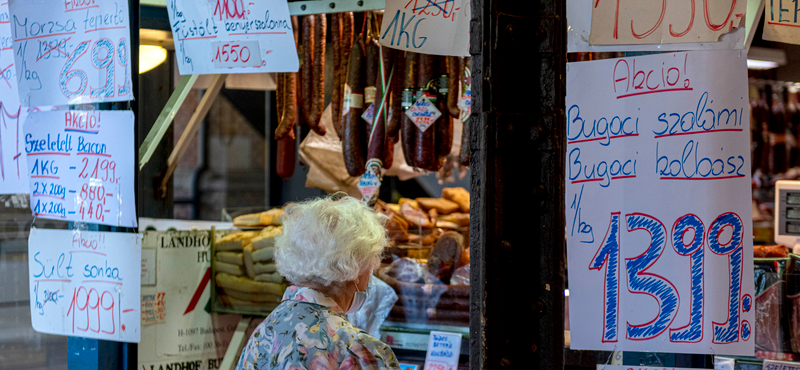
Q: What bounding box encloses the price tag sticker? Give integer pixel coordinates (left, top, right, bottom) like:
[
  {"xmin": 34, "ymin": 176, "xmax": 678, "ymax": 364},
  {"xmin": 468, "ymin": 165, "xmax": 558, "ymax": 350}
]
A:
[
  {"xmin": 357, "ymin": 171, "xmax": 381, "ymax": 200},
  {"xmin": 361, "ymin": 103, "xmax": 375, "ymax": 126},
  {"xmin": 406, "ymin": 95, "xmax": 441, "ymax": 132},
  {"xmin": 424, "ymin": 331, "xmax": 461, "ymax": 370},
  {"xmin": 458, "ymin": 88, "xmax": 471, "ymax": 122},
  {"xmin": 211, "ymin": 40, "xmax": 263, "ymax": 68}
]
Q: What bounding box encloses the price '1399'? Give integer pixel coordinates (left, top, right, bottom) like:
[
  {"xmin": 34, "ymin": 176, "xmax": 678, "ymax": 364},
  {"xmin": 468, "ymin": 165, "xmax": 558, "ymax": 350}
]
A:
[{"xmin": 589, "ymin": 212, "xmax": 752, "ymax": 344}]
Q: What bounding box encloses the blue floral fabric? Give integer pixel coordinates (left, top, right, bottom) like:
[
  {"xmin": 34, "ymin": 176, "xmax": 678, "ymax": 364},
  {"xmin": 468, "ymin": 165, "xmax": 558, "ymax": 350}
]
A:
[{"xmin": 236, "ymin": 286, "xmax": 400, "ymax": 370}]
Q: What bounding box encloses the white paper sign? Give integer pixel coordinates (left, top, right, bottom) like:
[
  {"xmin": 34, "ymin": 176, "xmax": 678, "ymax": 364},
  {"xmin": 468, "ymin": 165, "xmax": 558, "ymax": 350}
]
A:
[
  {"xmin": 566, "ymin": 50, "xmax": 754, "ymax": 355},
  {"xmin": 567, "ymin": 0, "xmax": 748, "ymax": 52},
  {"xmin": 28, "ymin": 228, "xmax": 142, "ymax": 342},
  {"xmin": 24, "ymin": 110, "xmax": 137, "ymax": 227},
  {"xmin": 762, "ymin": 0, "xmax": 800, "ymax": 44},
  {"xmin": 763, "ymin": 360, "xmax": 800, "ymax": 370},
  {"xmin": 138, "ymin": 231, "xmax": 240, "ymax": 369},
  {"xmin": 166, "ymin": 0, "xmax": 299, "ymax": 75},
  {"xmin": 0, "ymin": 1, "xmax": 25, "ymax": 194},
  {"xmin": 597, "ymin": 366, "xmax": 706, "ymax": 370},
  {"xmin": 424, "ymin": 331, "xmax": 461, "ymax": 370},
  {"xmin": 379, "ymin": 0, "xmax": 470, "ymax": 57},
  {"xmin": 8, "ymin": 0, "xmax": 133, "ymax": 107}
]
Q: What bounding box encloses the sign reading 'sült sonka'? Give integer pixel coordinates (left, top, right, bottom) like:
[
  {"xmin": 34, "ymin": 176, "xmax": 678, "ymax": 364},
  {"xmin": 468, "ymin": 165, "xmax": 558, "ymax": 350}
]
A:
[{"xmin": 566, "ymin": 50, "xmax": 754, "ymax": 355}]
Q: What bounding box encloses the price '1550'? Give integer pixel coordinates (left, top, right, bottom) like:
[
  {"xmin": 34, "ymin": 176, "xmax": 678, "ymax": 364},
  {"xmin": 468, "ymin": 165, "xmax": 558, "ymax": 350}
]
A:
[{"xmin": 589, "ymin": 211, "xmax": 750, "ymax": 344}]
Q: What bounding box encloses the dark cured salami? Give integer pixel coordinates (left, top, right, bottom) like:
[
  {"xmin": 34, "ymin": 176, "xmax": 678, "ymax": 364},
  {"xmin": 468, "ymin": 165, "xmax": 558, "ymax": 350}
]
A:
[
  {"xmin": 342, "ymin": 40, "xmax": 367, "ymax": 177},
  {"xmin": 401, "ymin": 51, "xmax": 418, "ymax": 168},
  {"xmin": 301, "ymin": 16, "xmax": 314, "ymax": 128},
  {"xmin": 435, "ymin": 56, "xmax": 453, "ymax": 158},
  {"xmin": 415, "ymin": 53, "xmax": 438, "ymax": 171},
  {"xmin": 386, "ymin": 49, "xmax": 405, "ymax": 143},
  {"xmin": 331, "ymin": 13, "xmax": 343, "ymax": 138},
  {"xmin": 447, "ymin": 57, "xmax": 461, "ymax": 116},
  {"xmin": 308, "ymin": 14, "xmax": 326, "ymax": 135}
]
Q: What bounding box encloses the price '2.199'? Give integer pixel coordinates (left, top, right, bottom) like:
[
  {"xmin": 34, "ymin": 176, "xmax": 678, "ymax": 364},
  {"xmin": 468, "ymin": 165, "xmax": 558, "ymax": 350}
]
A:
[{"xmin": 588, "ymin": 211, "xmax": 751, "ymax": 344}]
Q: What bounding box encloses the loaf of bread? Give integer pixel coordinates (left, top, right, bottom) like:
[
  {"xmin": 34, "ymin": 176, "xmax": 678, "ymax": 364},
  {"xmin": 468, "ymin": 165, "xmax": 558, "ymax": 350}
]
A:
[
  {"xmin": 438, "ymin": 212, "xmax": 469, "ymax": 227},
  {"xmin": 216, "ymin": 252, "xmax": 243, "ymax": 265},
  {"xmin": 216, "ymin": 273, "xmax": 285, "ymax": 295},
  {"xmin": 254, "ymin": 262, "xmax": 277, "ymax": 274},
  {"xmin": 255, "ymin": 272, "xmax": 284, "ymax": 283},
  {"xmin": 417, "ymin": 198, "xmax": 460, "ymax": 215},
  {"xmin": 442, "ymin": 187, "xmax": 469, "ymax": 213},
  {"xmin": 252, "ymin": 227, "xmax": 281, "ymax": 250},
  {"xmin": 219, "ymin": 295, "xmax": 281, "ymax": 311},
  {"xmin": 427, "ymin": 231, "xmax": 464, "ymax": 284},
  {"xmin": 243, "ymin": 244, "xmax": 256, "ymax": 279},
  {"xmin": 220, "ymin": 288, "xmax": 282, "ymax": 303},
  {"xmin": 252, "ymin": 247, "xmax": 275, "ymax": 262},
  {"xmin": 216, "ymin": 231, "xmax": 259, "ymax": 251},
  {"xmin": 216, "ymin": 261, "xmax": 244, "ymax": 276},
  {"xmin": 233, "ymin": 209, "xmax": 283, "ymax": 227},
  {"xmin": 399, "ymin": 198, "xmax": 420, "ymax": 210}
]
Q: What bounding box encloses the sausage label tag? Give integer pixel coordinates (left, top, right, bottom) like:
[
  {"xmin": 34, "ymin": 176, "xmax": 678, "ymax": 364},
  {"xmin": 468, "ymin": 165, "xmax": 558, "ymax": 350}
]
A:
[
  {"xmin": 406, "ymin": 95, "xmax": 441, "ymax": 132},
  {"xmin": 343, "ymin": 84, "xmax": 364, "ymax": 116},
  {"xmin": 458, "ymin": 88, "xmax": 471, "ymax": 123},
  {"xmin": 357, "ymin": 171, "xmax": 381, "ymax": 201},
  {"xmin": 362, "ymin": 104, "xmax": 375, "ymax": 126},
  {"xmin": 364, "ymin": 87, "xmax": 377, "ymax": 104}
]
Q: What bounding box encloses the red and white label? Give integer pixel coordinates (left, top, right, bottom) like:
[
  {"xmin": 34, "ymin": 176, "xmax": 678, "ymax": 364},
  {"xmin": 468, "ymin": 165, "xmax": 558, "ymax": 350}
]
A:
[{"xmin": 406, "ymin": 95, "xmax": 441, "ymax": 132}]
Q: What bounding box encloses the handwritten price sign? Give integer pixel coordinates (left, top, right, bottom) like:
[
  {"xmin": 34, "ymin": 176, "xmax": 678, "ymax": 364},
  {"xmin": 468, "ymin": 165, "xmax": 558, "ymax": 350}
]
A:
[
  {"xmin": 0, "ymin": 1, "xmax": 25, "ymax": 194},
  {"xmin": 28, "ymin": 228, "xmax": 142, "ymax": 343},
  {"xmin": 763, "ymin": 0, "xmax": 800, "ymax": 45},
  {"xmin": 24, "ymin": 110, "xmax": 137, "ymax": 227},
  {"xmin": 565, "ymin": 50, "xmax": 754, "ymax": 355},
  {"xmin": 590, "ymin": 0, "xmax": 746, "ymax": 45},
  {"xmin": 406, "ymin": 95, "xmax": 441, "ymax": 132},
  {"xmin": 424, "ymin": 331, "xmax": 461, "ymax": 370},
  {"xmin": 166, "ymin": 0, "xmax": 299, "ymax": 75},
  {"xmin": 379, "ymin": 0, "xmax": 470, "ymax": 56},
  {"xmin": 8, "ymin": 0, "xmax": 133, "ymax": 107}
]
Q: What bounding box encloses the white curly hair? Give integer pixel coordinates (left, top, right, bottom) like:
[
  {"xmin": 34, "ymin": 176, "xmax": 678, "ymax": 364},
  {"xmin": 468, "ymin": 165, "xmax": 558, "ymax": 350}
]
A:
[{"xmin": 275, "ymin": 195, "xmax": 388, "ymax": 286}]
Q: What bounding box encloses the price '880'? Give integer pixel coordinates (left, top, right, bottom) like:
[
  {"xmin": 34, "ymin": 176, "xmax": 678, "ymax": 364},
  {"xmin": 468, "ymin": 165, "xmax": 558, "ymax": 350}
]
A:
[{"xmin": 589, "ymin": 212, "xmax": 750, "ymax": 344}]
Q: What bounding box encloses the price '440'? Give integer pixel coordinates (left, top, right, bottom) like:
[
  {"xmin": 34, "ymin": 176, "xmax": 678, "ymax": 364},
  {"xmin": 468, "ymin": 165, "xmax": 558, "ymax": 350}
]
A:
[
  {"xmin": 589, "ymin": 212, "xmax": 751, "ymax": 344},
  {"xmin": 60, "ymin": 38, "xmax": 132, "ymax": 100}
]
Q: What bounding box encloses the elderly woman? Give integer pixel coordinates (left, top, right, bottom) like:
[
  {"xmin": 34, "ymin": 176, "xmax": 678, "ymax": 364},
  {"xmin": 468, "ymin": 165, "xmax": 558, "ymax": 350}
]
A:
[{"xmin": 236, "ymin": 196, "xmax": 400, "ymax": 370}]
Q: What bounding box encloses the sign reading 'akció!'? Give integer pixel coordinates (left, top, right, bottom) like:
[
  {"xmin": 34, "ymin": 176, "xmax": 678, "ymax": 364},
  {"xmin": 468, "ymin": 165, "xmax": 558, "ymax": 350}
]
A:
[
  {"xmin": 379, "ymin": 0, "xmax": 470, "ymax": 57},
  {"xmin": 566, "ymin": 50, "xmax": 754, "ymax": 355},
  {"xmin": 24, "ymin": 110, "xmax": 137, "ymax": 227},
  {"xmin": 29, "ymin": 228, "xmax": 142, "ymax": 343},
  {"xmin": 8, "ymin": 0, "xmax": 134, "ymax": 106},
  {"xmin": 166, "ymin": 0, "xmax": 299, "ymax": 75}
]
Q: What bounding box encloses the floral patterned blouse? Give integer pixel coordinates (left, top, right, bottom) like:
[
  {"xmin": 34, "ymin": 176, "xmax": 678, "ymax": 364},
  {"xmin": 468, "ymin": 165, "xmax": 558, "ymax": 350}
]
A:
[{"xmin": 236, "ymin": 286, "xmax": 401, "ymax": 370}]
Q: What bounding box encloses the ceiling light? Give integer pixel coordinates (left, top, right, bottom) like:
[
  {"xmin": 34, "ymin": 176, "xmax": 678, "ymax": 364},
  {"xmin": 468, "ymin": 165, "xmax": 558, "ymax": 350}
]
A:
[
  {"xmin": 747, "ymin": 59, "xmax": 779, "ymax": 70},
  {"xmin": 139, "ymin": 45, "xmax": 167, "ymax": 74}
]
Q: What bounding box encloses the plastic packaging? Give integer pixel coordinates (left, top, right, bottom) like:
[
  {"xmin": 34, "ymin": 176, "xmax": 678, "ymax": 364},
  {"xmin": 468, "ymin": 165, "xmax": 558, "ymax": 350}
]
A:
[
  {"xmin": 450, "ymin": 265, "xmax": 469, "ymax": 286},
  {"xmin": 348, "ymin": 275, "xmax": 398, "ymax": 338}
]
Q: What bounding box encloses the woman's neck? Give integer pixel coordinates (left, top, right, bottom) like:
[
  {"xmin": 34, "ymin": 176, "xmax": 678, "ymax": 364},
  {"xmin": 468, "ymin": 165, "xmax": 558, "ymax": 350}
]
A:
[{"xmin": 300, "ymin": 281, "xmax": 354, "ymax": 311}]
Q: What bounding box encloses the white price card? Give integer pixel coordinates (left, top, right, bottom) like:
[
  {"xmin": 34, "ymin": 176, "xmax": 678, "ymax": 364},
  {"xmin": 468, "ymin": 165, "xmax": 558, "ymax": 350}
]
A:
[
  {"xmin": 566, "ymin": 50, "xmax": 754, "ymax": 355},
  {"xmin": 424, "ymin": 331, "xmax": 461, "ymax": 370},
  {"xmin": 24, "ymin": 110, "xmax": 137, "ymax": 227},
  {"xmin": 379, "ymin": 0, "xmax": 470, "ymax": 57},
  {"xmin": 589, "ymin": 0, "xmax": 746, "ymax": 46},
  {"xmin": 166, "ymin": 0, "xmax": 299, "ymax": 75},
  {"xmin": 0, "ymin": 1, "xmax": 27, "ymax": 194},
  {"xmin": 8, "ymin": 0, "xmax": 133, "ymax": 107},
  {"xmin": 28, "ymin": 228, "xmax": 142, "ymax": 343},
  {"xmin": 762, "ymin": 0, "xmax": 800, "ymax": 45}
]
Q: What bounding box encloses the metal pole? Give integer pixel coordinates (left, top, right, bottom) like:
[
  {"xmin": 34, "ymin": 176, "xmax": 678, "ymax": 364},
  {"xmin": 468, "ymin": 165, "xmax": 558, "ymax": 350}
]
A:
[{"xmin": 469, "ymin": 0, "xmax": 566, "ymax": 369}]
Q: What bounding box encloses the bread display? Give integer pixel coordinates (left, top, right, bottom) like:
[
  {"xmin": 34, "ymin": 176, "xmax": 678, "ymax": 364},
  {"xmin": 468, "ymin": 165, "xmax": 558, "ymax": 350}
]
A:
[
  {"xmin": 442, "ymin": 187, "xmax": 469, "ymax": 213},
  {"xmin": 417, "ymin": 198, "xmax": 460, "ymax": 215},
  {"xmin": 213, "ymin": 226, "xmax": 287, "ymax": 314},
  {"xmin": 233, "ymin": 208, "xmax": 283, "ymax": 227}
]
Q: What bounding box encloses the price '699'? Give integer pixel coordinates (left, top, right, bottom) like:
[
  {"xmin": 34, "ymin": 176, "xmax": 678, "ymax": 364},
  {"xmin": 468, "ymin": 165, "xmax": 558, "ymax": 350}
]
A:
[{"xmin": 590, "ymin": 212, "xmax": 751, "ymax": 344}]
